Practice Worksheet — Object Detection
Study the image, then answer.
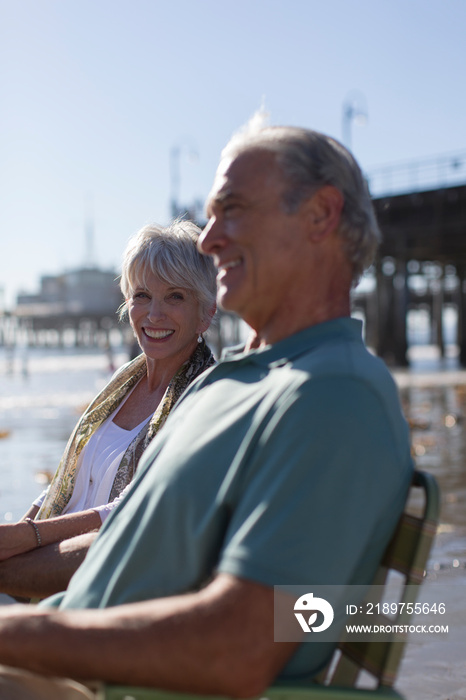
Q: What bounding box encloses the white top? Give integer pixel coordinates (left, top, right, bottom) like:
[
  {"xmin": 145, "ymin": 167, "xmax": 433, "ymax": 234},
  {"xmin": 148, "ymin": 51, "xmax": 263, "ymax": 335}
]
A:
[
  {"xmin": 93, "ymin": 480, "xmax": 133, "ymax": 521},
  {"xmin": 33, "ymin": 400, "xmax": 151, "ymax": 523}
]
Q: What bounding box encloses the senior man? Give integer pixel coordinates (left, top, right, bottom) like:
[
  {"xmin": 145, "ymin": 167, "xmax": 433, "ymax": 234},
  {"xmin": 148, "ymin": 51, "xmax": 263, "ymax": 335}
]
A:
[{"xmin": 0, "ymin": 122, "xmax": 413, "ymax": 699}]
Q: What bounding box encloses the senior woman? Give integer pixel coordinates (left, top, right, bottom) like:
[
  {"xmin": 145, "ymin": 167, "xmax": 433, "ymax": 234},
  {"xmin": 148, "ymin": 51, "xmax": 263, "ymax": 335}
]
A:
[{"xmin": 0, "ymin": 219, "xmax": 216, "ymax": 566}]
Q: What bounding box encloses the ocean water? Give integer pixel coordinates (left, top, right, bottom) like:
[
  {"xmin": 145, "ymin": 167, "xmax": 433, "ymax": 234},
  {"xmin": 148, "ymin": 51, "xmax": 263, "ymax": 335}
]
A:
[{"xmin": 0, "ymin": 345, "xmax": 128, "ymax": 520}]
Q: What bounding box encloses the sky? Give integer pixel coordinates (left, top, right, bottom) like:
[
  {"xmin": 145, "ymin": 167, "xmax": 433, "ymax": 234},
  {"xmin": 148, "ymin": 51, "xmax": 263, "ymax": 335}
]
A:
[{"xmin": 1, "ymin": 0, "xmax": 465, "ymax": 307}]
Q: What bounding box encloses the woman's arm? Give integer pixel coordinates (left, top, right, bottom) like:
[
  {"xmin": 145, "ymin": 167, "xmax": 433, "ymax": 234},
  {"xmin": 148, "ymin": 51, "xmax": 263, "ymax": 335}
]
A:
[
  {"xmin": 0, "ymin": 532, "xmax": 98, "ymax": 599},
  {"xmin": 0, "ymin": 510, "xmax": 102, "ymax": 562},
  {"xmin": 20, "ymin": 504, "xmax": 40, "ymax": 521}
]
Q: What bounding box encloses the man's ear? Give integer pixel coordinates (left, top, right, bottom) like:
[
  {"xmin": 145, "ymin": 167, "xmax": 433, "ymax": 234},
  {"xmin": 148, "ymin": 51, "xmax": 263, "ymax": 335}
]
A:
[{"xmin": 305, "ymin": 186, "xmax": 344, "ymax": 242}]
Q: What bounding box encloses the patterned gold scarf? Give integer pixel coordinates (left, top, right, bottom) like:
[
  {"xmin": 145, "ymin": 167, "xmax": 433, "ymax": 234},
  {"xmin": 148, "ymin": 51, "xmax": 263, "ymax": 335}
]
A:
[{"xmin": 36, "ymin": 341, "xmax": 215, "ymax": 520}]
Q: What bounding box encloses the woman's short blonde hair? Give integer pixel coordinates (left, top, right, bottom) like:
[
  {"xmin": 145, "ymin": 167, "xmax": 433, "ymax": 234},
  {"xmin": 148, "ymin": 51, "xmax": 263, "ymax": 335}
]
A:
[{"xmin": 120, "ymin": 219, "xmax": 217, "ymax": 320}]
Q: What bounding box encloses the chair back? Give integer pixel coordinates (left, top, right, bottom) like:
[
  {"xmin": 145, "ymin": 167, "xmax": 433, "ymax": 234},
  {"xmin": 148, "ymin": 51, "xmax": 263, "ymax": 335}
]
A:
[{"xmin": 321, "ymin": 469, "xmax": 439, "ymax": 688}]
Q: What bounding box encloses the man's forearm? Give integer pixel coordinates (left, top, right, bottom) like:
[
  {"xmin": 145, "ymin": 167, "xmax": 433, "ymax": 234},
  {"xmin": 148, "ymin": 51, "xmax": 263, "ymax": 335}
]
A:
[
  {"xmin": 0, "ymin": 532, "xmax": 97, "ymax": 599},
  {"xmin": 0, "ymin": 574, "xmax": 297, "ymax": 696}
]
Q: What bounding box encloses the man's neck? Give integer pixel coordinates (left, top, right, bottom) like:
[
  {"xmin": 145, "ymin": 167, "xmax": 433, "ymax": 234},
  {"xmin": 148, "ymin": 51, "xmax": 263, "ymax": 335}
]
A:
[
  {"xmin": 243, "ymin": 236, "xmax": 354, "ymax": 350},
  {"xmin": 244, "ymin": 291, "xmax": 350, "ymax": 350}
]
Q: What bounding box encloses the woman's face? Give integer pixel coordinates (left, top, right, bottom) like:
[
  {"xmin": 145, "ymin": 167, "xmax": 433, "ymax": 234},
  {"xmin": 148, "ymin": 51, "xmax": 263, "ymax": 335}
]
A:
[{"xmin": 128, "ymin": 273, "xmax": 207, "ymax": 366}]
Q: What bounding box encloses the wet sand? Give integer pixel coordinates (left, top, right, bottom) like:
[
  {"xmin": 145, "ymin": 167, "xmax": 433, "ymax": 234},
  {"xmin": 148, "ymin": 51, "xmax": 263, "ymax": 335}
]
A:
[
  {"xmin": 392, "ymin": 355, "xmax": 466, "ymax": 700},
  {"xmin": 395, "ymin": 569, "xmax": 466, "ymax": 700}
]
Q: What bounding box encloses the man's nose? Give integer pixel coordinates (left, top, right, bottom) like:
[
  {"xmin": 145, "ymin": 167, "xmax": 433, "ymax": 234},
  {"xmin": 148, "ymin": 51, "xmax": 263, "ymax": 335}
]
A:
[{"xmin": 198, "ymin": 216, "xmax": 224, "ymax": 256}]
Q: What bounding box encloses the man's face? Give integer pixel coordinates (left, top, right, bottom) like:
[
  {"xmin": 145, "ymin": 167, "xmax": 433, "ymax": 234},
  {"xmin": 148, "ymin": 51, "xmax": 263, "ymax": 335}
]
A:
[{"xmin": 199, "ymin": 149, "xmax": 310, "ymax": 337}]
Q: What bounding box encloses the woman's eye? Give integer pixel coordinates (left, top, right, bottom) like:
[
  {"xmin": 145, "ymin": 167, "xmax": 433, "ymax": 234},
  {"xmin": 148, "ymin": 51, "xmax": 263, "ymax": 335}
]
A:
[
  {"xmin": 134, "ymin": 291, "xmax": 150, "ymax": 300},
  {"xmin": 169, "ymin": 292, "xmax": 184, "ymax": 301}
]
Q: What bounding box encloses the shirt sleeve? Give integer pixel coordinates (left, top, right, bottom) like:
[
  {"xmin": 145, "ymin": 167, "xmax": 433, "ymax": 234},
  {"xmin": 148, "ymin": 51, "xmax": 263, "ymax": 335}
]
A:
[
  {"xmin": 92, "ymin": 482, "xmax": 133, "ymax": 523},
  {"xmin": 31, "ymin": 487, "xmax": 49, "ymax": 509},
  {"xmin": 217, "ymin": 376, "xmax": 412, "ymax": 589}
]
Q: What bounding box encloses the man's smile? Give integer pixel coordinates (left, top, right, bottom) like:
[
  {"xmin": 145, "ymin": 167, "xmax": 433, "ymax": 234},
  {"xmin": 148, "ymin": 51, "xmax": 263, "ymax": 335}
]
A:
[{"xmin": 217, "ymin": 258, "xmax": 243, "ymax": 279}]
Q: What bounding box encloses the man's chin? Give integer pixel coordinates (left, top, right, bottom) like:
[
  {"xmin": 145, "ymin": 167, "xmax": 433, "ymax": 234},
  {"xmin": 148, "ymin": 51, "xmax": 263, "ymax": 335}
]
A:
[
  {"xmin": 218, "ymin": 294, "xmax": 241, "ymax": 316},
  {"xmin": 217, "ymin": 289, "xmax": 235, "ymax": 313}
]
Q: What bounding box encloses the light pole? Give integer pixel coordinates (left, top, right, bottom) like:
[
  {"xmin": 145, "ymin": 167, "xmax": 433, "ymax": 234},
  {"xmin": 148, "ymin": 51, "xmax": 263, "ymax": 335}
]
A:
[
  {"xmin": 169, "ymin": 141, "xmax": 198, "ymax": 219},
  {"xmin": 342, "ymin": 91, "xmax": 368, "ymax": 151}
]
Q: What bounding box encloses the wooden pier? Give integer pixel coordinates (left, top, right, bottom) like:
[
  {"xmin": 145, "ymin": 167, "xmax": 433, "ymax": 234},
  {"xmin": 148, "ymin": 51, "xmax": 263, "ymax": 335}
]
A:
[
  {"xmin": 2, "ymin": 169, "xmax": 466, "ymax": 365},
  {"xmin": 363, "ymin": 183, "xmax": 466, "ymax": 365}
]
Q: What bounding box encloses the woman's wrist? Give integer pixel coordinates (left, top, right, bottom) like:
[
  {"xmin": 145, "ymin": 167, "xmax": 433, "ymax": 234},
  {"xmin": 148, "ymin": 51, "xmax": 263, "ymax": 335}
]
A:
[
  {"xmin": 19, "ymin": 520, "xmax": 40, "ymax": 552},
  {"xmin": 0, "ymin": 522, "xmax": 38, "ymax": 562},
  {"xmin": 24, "ymin": 518, "xmax": 42, "ymax": 548}
]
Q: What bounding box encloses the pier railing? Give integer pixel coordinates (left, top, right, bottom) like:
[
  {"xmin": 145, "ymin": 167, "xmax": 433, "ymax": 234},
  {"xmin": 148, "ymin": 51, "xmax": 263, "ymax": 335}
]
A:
[{"xmin": 367, "ymin": 150, "xmax": 466, "ymax": 197}]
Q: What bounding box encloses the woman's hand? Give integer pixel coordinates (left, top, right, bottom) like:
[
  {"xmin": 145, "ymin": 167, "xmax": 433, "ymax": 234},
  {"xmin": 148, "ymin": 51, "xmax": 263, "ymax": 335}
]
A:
[{"xmin": 0, "ymin": 522, "xmax": 38, "ymax": 562}]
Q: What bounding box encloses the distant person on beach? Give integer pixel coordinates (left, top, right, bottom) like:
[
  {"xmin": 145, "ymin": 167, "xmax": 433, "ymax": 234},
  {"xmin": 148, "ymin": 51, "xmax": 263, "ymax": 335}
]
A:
[
  {"xmin": 0, "ymin": 118, "xmax": 413, "ymax": 699},
  {"xmin": 0, "ymin": 219, "xmax": 216, "ymax": 593}
]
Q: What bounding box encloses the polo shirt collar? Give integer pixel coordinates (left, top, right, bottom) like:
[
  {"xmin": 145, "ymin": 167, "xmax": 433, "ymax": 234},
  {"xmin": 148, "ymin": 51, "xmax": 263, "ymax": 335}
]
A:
[{"xmin": 221, "ymin": 317, "xmax": 363, "ymax": 368}]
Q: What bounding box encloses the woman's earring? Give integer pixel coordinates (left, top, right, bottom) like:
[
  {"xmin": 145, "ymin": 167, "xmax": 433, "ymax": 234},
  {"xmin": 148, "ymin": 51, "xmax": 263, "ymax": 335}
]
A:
[{"xmin": 197, "ymin": 334, "xmax": 203, "ymax": 344}]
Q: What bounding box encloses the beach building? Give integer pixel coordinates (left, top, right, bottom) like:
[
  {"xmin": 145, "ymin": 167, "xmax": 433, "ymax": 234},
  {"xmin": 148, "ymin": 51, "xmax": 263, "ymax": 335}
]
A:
[{"xmin": 10, "ymin": 266, "xmax": 124, "ymax": 347}]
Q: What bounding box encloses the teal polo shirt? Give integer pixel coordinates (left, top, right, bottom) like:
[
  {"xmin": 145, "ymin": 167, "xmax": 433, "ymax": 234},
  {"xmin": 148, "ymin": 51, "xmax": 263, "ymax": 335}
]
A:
[{"xmin": 56, "ymin": 318, "xmax": 413, "ymax": 679}]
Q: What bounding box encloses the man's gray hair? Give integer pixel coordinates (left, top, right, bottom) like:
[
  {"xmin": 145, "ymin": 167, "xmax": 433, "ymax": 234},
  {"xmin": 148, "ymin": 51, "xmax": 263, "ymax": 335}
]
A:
[
  {"xmin": 221, "ymin": 116, "xmax": 380, "ymax": 284},
  {"xmin": 120, "ymin": 219, "xmax": 217, "ymax": 318}
]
